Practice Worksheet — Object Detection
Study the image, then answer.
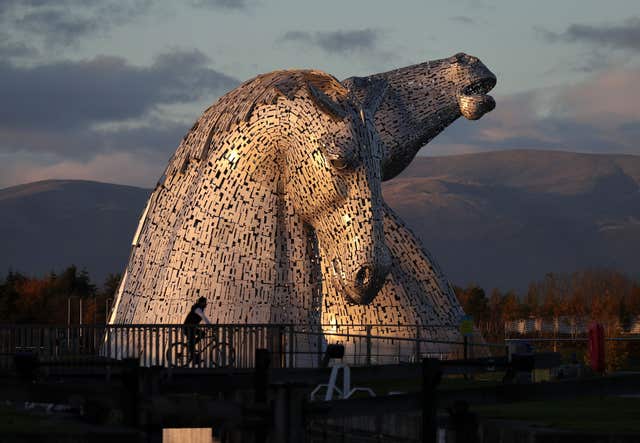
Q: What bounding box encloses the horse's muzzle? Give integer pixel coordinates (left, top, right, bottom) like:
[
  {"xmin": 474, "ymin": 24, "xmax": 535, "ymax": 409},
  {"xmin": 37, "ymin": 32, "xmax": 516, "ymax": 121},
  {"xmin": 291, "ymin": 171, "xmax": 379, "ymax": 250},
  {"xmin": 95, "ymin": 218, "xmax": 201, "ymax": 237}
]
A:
[{"xmin": 333, "ymin": 258, "xmax": 391, "ymax": 305}]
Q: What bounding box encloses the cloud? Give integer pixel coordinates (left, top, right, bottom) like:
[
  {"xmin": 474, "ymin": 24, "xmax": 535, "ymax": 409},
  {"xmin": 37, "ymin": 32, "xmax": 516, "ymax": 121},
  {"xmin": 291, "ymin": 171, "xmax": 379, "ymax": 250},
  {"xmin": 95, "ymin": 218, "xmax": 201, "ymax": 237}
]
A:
[
  {"xmin": 449, "ymin": 16, "xmax": 476, "ymax": 25},
  {"xmin": 0, "ymin": 151, "xmax": 168, "ymax": 189},
  {"xmin": 426, "ymin": 66, "xmax": 640, "ymax": 157},
  {"xmin": 2, "ymin": 0, "xmax": 153, "ymax": 49},
  {"xmin": 0, "ymin": 114, "xmax": 200, "ymax": 188},
  {"xmin": 0, "ymin": 49, "xmax": 239, "ymax": 133},
  {"xmin": 0, "ymin": 48, "xmax": 240, "ymax": 187},
  {"xmin": 281, "ymin": 28, "xmax": 383, "ymax": 55},
  {"xmin": 447, "ymin": 0, "xmax": 495, "ymax": 10},
  {"xmin": 18, "ymin": 9, "xmax": 100, "ymax": 48},
  {"xmin": 0, "ymin": 32, "xmax": 37, "ymax": 58},
  {"xmin": 188, "ymin": 0, "xmax": 254, "ymax": 10},
  {"xmin": 539, "ymin": 17, "xmax": 640, "ymax": 52},
  {"xmin": 619, "ymin": 121, "xmax": 640, "ymax": 135}
]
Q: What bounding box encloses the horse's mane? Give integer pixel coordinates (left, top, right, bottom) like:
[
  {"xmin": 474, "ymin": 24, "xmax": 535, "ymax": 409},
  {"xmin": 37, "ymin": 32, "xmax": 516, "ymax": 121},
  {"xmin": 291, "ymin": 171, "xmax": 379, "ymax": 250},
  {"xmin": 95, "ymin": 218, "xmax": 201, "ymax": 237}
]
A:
[
  {"xmin": 159, "ymin": 70, "xmax": 349, "ymax": 188},
  {"xmin": 207, "ymin": 69, "xmax": 349, "ymax": 132}
]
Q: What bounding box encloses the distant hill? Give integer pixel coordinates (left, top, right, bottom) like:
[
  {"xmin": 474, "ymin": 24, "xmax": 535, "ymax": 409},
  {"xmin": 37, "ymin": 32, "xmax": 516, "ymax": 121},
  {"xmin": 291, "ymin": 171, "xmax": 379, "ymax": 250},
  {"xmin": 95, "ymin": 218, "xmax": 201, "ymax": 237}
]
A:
[
  {"xmin": 0, "ymin": 180, "xmax": 149, "ymax": 286},
  {"xmin": 386, "ymin": 150, "xmax": 640, "ymax": 290},
  {"xmin": 1, "ymin": 150, "xmax": 639, "ymax": 291}
]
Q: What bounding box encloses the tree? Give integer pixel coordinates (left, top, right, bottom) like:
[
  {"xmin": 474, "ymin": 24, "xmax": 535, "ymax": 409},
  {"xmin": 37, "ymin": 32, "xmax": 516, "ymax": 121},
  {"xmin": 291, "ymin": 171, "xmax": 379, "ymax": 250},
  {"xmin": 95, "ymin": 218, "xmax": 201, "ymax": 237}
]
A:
[
  {"xmin": 103, "ymin": 273, "xmax": 121, "ymax": 298},
  {"xmin": 455, "ymin": 284, "xmax": 489, "ymax": 324},
  {"xmin": 501, "ymin": 290, "xmax": 521, "ymax": 322},
  {"xmin": 522, "ymin": 283, "xmax": 540, "ymax": 318}
]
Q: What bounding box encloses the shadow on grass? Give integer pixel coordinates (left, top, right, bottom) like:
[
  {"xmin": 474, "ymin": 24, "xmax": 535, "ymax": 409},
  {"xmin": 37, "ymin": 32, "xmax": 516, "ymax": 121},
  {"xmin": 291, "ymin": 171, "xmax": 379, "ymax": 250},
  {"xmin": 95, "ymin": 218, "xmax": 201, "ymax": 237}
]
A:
[{"xmin": 475, "ymin": 396, "xmax": 640, "ymax": 433}]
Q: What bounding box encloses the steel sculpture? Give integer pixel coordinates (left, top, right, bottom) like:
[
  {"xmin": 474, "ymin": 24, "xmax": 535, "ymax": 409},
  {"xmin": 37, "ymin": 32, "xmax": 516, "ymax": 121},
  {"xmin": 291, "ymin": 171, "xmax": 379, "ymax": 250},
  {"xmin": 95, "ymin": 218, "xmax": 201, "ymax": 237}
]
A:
[{"xmin": 108, "ymin": 53, "xmax": 496, "ymax": 355}]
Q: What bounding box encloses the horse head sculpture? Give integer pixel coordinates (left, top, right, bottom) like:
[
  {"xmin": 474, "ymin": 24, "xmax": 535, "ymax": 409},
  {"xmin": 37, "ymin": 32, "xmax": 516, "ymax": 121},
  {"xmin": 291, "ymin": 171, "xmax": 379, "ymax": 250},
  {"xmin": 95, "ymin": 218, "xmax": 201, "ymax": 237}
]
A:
[
  {"xmin": 108, "ymin": 54, "xmax": 496, "ymax": 358},
  {"xmin": 344, "ymin": 52, "xmax": 496, "ymax": 180},
  {"xmin": 280, "ymin": 72, "xmax": 392, "ymax": 306}
]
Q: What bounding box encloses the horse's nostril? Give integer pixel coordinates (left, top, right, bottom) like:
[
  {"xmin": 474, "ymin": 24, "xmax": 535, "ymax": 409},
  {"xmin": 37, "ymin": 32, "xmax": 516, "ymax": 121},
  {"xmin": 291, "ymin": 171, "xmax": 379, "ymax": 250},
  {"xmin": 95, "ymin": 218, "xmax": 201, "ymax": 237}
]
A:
[{"xmin": 355, "ymin": 266, "xmax": 373, "ymax": 289}]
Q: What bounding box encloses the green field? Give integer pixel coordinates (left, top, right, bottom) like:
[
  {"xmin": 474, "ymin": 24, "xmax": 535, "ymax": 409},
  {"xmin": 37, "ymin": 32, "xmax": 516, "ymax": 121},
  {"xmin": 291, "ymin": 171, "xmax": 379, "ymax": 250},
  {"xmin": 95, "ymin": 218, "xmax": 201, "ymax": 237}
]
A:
[{"xmin": 475, "ymin": 396, "xmax": 640, "ymax": 433}]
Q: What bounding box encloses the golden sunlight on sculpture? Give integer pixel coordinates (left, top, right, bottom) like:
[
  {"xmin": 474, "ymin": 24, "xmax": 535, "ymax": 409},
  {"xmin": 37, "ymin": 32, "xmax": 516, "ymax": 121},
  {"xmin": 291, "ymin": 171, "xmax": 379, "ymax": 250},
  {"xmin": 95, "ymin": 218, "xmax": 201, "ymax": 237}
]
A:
[{"xmin": 108, "ymin": 54, "xmax": 497, "ymax": 359}]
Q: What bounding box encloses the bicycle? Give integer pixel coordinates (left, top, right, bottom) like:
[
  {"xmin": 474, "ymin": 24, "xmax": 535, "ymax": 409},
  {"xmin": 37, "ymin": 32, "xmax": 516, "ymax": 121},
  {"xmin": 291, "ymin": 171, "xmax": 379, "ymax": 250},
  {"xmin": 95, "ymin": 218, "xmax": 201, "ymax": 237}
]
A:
[{"xmin": 165, "ymin": 329, "xmax": 236, "ymax": 368}]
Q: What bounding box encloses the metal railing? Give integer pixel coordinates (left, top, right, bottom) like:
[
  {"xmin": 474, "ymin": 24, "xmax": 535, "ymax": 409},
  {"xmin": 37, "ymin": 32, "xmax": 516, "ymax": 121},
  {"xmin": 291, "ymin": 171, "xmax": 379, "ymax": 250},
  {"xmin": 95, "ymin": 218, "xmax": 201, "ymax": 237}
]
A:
[
  {"xmin": 504, "ymin": 334, "xmax": 640, "ymax": 372},
  {"xmin": 0, "ymin": 323, "xmax": 502, "ymax": 370}
]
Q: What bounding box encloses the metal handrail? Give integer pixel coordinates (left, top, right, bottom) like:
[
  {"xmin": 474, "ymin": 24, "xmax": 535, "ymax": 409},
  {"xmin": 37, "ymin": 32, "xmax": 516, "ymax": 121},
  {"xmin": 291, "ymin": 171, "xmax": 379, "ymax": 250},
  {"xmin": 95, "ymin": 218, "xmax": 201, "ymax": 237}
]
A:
[{"xmin": 0, "ymin": 323, "xmax": 502, "ymax": 370}]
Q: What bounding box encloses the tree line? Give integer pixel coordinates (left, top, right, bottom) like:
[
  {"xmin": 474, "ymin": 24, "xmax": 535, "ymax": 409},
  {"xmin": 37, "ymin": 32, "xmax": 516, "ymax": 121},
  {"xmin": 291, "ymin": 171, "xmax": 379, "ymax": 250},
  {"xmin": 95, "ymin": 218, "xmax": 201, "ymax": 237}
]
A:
[
  {"xmin": 1, "ymin": 266, "xmax": 639, "ymax": 331},
  {"xmin": 455, "ymin": 269, "xmax": 640, "ymax": 341},
  {"xmin": 0, "ymin": 266, "xmax": 120, "ymax": 324}
]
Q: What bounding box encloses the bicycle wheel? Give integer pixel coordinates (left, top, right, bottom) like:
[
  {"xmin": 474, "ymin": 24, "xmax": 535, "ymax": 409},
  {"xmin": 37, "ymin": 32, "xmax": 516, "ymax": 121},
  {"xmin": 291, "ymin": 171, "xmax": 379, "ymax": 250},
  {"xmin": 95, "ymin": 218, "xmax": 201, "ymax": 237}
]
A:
[
  {"xmin": 166, "ymin": 342, "xmax": 190, "ymax": 368},
  {"xmin": 209, "ymin": 342, "xmax": 236, "ymax": 368}
]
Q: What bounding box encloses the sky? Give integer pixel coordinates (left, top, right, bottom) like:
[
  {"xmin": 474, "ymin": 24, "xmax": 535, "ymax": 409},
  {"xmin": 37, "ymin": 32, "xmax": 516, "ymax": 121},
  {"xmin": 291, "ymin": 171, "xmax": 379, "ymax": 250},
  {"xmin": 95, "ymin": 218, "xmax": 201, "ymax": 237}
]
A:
[{"xmin": 1, "ymin": 0, "xmax": 639, "ymax": 188}]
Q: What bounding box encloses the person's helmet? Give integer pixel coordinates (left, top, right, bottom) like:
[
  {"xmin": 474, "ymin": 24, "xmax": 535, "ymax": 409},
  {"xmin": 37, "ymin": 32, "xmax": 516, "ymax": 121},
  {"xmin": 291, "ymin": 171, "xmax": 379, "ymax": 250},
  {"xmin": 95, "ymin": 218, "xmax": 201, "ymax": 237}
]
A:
[{"xmin": 197, "ymin": 296, "xmax": 207, "ymax": 305}]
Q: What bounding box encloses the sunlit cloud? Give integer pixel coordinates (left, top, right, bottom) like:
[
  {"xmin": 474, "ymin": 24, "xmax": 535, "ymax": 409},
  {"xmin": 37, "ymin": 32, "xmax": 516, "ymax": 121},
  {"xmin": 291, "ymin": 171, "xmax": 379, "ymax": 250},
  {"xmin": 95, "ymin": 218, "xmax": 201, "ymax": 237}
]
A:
[{"xmin": 426, "ymin": 66, "xmax": 640, "ymax": 157}]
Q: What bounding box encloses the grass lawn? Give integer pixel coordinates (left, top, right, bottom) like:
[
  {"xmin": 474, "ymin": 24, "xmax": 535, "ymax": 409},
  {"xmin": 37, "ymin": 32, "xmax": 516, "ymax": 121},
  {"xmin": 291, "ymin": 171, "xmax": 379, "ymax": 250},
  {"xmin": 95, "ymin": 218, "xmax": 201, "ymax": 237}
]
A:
[
  {"xmin": 0, "ymin": 405, "xmax": 81, "ymax": 434},
  {"xmin": 475, "ymin": 396, "xmax": 640, "ymax": 433},
  {"xmin": 350, "ymin": 372, "xmax": 506, "ymax": 395},
  {"xmin": 0, "ymin": 404, "xmax": 141, "ymax": 440},
  {"xmin": 439, "ymin": 372, "xmax": 506, "ymax": 390}
]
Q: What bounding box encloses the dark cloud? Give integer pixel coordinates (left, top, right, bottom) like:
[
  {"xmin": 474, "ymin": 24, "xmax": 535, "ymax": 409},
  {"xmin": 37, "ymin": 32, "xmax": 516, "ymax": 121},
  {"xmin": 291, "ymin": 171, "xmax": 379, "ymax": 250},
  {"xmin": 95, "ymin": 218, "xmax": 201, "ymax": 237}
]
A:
[
  {"xmin": 619, "ymin": 121, "xmax": 640, "ymax": 135},
  {"xmin": 18, "ymin": 9, "xmax": 101, "ymax": 48},
  {"xmin": 3, "ymin": 0, "xmax": 152, "ymax": 49},
  {"xmin": 0, "ymin": 33, "xmax": 38, "ymax": 58},
  {"xmin": 449, "ymin": 16, "xmax": 476, "ymax": 25},
  {"xmin": 539, "ymin": 17, "xmax": 640, "ymax": 52},
  {"xmin": 0, "ymin": 118, "xmax": 190, "ymax": 160},
  {"xmin": 0, "ymin": 49, "xmax": 239, "ymax": 132},
  {"xmin": 189, "ymin": 0, "xmax": 253, "ymax": 10},
  {"xmin": 316, "ymin": 29, "xmax": 381, "ymax": 54},
  {"xmin": 281, "ymin": 30, "xmax": 312, "ymax": 43},
  {"xmin": 98, "ymin": 120, "xmax": 191, "ymax": 154},
  {"xmin": 281, "ymin": 29, "xmax": 382, "ymax": 55},
  {"xmin": 0, "ymin": 47, "xmax": 240, "ymax": 182},
  {"xmin": 0, "ymin": 0, "xmax": 49, "ymax": 17}
]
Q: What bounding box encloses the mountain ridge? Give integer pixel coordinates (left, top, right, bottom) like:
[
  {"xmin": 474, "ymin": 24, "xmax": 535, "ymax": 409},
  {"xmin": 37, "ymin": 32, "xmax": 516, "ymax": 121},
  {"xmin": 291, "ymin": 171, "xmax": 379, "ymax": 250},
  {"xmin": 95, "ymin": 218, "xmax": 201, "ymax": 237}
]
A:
[{"xmin": 1, "ymin": 149, "xmax": 638, "ymax": 291}]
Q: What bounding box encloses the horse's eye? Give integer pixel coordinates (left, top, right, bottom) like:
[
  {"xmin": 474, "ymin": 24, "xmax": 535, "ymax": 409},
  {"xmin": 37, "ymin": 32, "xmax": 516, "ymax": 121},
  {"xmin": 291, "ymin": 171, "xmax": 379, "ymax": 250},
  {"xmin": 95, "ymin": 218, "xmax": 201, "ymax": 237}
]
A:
[{"xmin": 329, "ymin": 158, "xmax": 348, "ymax": 171}]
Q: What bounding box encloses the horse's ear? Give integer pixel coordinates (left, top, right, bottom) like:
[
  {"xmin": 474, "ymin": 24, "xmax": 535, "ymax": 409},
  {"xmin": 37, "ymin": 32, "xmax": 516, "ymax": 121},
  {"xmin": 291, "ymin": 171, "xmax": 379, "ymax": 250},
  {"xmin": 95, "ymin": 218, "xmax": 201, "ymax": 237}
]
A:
[
  {"xmin": 307, "ymin": 82, "xmax": 347, "ymax": 119},
  {"xmin": 342, "ymin": 76, "xmax": 388, "ymax": 116}
]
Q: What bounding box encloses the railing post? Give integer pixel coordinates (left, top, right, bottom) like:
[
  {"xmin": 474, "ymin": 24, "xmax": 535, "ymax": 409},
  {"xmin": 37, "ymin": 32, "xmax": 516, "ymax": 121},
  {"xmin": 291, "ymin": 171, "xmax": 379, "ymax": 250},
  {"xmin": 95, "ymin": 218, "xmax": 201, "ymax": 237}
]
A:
[
  {"xmin": 422, "ymin": 358, "xmax": 441, "ymax": 443},
  {"xmin": 317, "ymin": 329, "xmax": 323, "ymax": 368},
  {"xmin": 279, "ymin": 325, "xmax": 285, "ymax": 368},
  {"xmin": 288, "ymin": 325, "xmax": 294, "ymax": 368},
  {"xmin": 366, "ymin": 325, "xmax": 372, "ymax": 366},
  {"xmin": 415, "ymin": 325, "xmax": 421, "ymax": 362},
  {"xmin": 464, "ymin": 336, "xmax": 469, "ymax": 361}
]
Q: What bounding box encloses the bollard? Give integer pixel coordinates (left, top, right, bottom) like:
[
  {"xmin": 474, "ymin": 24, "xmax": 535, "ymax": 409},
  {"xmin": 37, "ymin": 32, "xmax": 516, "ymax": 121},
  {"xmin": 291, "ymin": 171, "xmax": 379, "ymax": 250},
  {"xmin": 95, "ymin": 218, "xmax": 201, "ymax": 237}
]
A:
[
  {"xmin": 272, "ymin": 383, "xmax": 305, "ymax": 443},
  {"xmin": 254, "ymin": 348, "xmax": 270, "ymax": 403},
  {"xmin": 254, "ymin": 349, "xmax": 271, "ymax": 443},
  {"xmin": 14, "ymin": 349, "xmax": 38, "ymax": 382},
  {"xmin": 447, "ymin": 400, "xmax": 479, "ymax": 443},
  {"xmin": 122, "ymin": 357, "xmax": 141, "ymax": 427},
  {"xmin": 504, "ymin": 341, "xmax": 534, "ymax": 384},
  {"xmin": 272, "ymin": 383, "xmax": 288, "ymax": 443},
  {"xmin": 589, "ymin": 322, "xmax": 606, "ymax": 374},
  {"xmin": 422, "ymin": 358, "xmax": 441, "ymax": 443}
]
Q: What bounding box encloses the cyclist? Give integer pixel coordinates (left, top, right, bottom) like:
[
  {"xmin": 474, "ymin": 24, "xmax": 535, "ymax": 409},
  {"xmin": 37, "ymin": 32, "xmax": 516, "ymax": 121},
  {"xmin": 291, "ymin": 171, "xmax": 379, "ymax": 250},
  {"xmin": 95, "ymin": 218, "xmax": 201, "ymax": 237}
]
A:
[{"xmin": 183, "ymin": 296, "xmax": 212, "ymax": 364}]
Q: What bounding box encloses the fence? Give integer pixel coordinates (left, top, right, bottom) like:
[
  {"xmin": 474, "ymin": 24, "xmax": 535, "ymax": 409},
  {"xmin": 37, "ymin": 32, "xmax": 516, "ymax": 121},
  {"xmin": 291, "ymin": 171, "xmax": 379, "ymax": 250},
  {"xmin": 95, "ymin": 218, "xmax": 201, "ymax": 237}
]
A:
[
  {"xmin": 504, "ymin": 317, "xmax": 592, "ymax": 337},
  {"xmin": 0, "ymin": 323, "xmax": 501, "ymax": 370},
  {"xmin": 504, "ymin": 316, "xmax": 640, "ymax": 337}
]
